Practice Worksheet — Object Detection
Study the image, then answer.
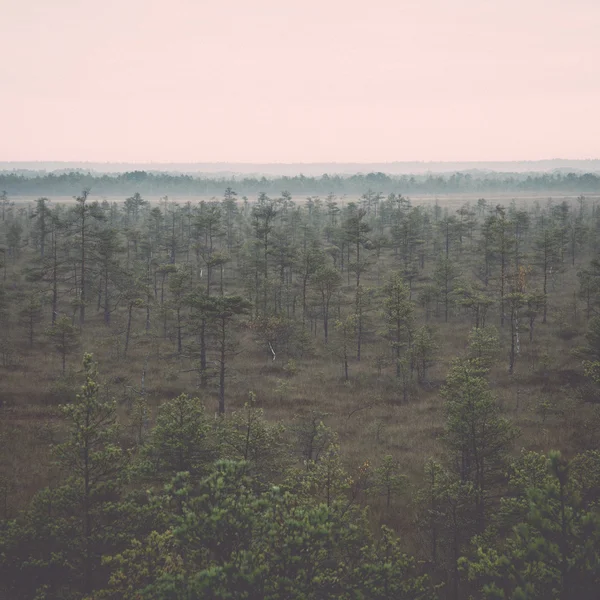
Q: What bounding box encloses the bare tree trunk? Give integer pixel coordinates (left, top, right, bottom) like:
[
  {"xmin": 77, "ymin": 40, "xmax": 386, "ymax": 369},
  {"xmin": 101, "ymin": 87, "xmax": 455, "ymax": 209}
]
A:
[
  {"xmin": 200, "ymin": 319, "xmax": 207, "ymax": 387},
  {"xmin": 124, "ymin": 303, "xmax": 133, "ymax": 358}
]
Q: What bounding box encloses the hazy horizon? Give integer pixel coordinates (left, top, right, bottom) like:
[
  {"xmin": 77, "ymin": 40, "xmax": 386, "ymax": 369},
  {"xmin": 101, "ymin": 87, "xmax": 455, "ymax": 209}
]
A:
[
  {"xmin": 2, "ymin": 0, "xmax": 598, "ymax": 163},
  {"xmin": 3, "ymin": 159, "xmax": 600, "ymax": 178}
]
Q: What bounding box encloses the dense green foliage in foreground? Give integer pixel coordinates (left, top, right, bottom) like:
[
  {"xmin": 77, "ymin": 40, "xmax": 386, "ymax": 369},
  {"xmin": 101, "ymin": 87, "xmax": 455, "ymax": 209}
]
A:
[
  {"xmin": 2, "ymin": 169, "xmax": 600, "ymax": 196},
  {"xmin": 1, "ymin": 355, "xmax": 599, "ymax": 600}
]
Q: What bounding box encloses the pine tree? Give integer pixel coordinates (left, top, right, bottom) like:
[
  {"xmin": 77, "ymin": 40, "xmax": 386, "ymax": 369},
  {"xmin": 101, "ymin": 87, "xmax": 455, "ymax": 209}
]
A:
[
  {"xmin": 70, "ymin": 189, "xmax": 105, "ymax": 326},
  {"xmin": 381, "ymin": 272, "xmax": 414, "ymax": 377},
  {"xmin": 434, "ymin": 256, "xmax": 459, "ymax": 322},
  {"xmin": 313, "ymin": 264, "xmax": 341, "ymax": 343},
  {"xmin": 334, "ymin": 314, "xmax": 356, "ymax": 381},
  {"xmin": 139, "ymin": 393, "xmax": 218, "ymax": 480},
  {"xmin": 45, "ymin": 315, "xmax": 79, "ymax": 374},
  {"xmin": 18, "ymin": 292, "xmax": 44, "ymax": 348},
  {"xmin": 372, "ymin": 455, "xmax": 406, "ymax": 509},
  {"xmin": 443, "ymin": 360, "xmax": 518, "ymax": 531},
  {"xmin": 52, "ymin": 354, "xmax": 127, "ymax": 595},
  {"xmin": 466, "ymin": 326, "xmax": 500, "ymax": 370},
  {"xmin": 534, "ymin": 226, "xmax": 563, "ymax": 324},
  {"xmin": 410, "ymin": 325, "xmax": 438, "ymax": 383},
  {"xmin": 464, "ymin": 451, "xmax": 600, "ymax": 600},
  {"xmin": 219, "ymin": 393, "xmax": 288, "ymax": 483}
]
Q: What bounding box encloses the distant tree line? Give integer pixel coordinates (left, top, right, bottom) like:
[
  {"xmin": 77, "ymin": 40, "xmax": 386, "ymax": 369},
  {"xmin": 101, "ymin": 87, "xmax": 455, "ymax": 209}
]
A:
[{"xmin": 2, "ymin": 170, "xmax": 600, "ymax": 196}]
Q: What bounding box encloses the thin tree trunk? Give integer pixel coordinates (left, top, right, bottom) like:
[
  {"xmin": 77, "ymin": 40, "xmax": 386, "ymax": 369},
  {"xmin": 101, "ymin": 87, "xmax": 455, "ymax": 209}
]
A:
[{"xmin": 124, "ymin": 303, "xmax": 133, "ymax": 358}]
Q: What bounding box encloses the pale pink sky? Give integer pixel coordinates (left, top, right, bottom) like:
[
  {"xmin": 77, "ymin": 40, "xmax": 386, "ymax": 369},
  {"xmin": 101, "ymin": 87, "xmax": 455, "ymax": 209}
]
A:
[{"xmin": 1, "ymin": 0, "xmax": 598, "ymax": 163}]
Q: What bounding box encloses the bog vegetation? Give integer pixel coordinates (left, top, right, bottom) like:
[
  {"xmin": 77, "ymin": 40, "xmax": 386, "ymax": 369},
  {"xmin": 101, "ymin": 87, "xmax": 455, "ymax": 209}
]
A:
[{"xmin": 0, "ymin": 183, "xmax": 600, "ymax": 599}]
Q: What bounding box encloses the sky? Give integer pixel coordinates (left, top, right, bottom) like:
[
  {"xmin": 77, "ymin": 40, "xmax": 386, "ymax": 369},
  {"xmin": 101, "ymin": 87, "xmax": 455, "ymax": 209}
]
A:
[{"xmin": 0, "ymin": 0, "xmax": 598, "ymax": 163}]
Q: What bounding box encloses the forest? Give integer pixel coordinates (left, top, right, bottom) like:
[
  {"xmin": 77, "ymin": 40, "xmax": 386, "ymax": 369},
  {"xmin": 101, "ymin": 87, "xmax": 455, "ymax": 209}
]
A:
[
  {"xmin": 2, "ymin": 169, "xmax": 600, "ymax": 197},
  {"xmin": 0, "ymin": 183, "xmax": 599, "ymax": 599}
]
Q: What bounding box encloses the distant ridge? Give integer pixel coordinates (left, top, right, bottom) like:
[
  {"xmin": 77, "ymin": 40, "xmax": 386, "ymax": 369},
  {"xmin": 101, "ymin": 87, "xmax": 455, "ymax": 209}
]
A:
[{"xmin": 2, "ymin": 160, "xmax": 600, "ymax": 177}]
